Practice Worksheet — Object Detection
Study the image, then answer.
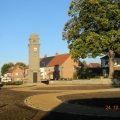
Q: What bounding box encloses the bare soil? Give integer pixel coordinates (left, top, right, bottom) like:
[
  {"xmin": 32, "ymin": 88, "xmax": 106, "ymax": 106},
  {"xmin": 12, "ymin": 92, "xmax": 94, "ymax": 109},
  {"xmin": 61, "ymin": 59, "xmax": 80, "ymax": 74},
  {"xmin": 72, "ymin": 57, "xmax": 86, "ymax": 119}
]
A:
[{"xmin": 0, "ymin": 85, "xmax": 120, "ymax": 120}]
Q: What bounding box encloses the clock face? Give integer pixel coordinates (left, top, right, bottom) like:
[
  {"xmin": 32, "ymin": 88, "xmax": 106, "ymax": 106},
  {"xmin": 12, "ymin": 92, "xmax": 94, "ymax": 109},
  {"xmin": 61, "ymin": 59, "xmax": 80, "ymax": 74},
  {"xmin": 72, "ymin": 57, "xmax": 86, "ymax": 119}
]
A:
[{"xmin": 34, "ymin": 47, "xmax": 37, "ymax": 51}]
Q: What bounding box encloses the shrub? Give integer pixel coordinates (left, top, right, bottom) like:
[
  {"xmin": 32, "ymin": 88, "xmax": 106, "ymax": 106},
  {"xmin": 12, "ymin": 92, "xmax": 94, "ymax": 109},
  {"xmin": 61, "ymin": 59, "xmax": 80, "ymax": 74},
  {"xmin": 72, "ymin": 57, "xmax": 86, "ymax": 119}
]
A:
[
  {"xmin": 92, "ymin": 75, "xmax": 101, "ymax": 78},
  {"xmin": 2, "ymin": 81, "xmax": 23, "ymax": 85},
  {"xmin": 73, "ymin": 72, "xmax": 77, "ymax": 79}
]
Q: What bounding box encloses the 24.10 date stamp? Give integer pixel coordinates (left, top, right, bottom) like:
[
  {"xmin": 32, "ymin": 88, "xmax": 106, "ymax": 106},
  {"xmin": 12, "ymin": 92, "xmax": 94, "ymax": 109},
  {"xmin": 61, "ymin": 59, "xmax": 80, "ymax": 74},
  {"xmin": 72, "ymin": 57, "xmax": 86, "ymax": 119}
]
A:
[{"xmin": 106, "ymin": 105, "xmax": 119, "ymax": 110}]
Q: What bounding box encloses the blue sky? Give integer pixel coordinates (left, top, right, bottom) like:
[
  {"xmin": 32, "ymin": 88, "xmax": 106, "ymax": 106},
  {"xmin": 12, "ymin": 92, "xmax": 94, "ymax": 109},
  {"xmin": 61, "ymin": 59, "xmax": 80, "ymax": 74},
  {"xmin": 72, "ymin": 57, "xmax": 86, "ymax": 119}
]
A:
[{"xmin": 0, "ymin": 0, "xmax": 101, "ymax": 72}]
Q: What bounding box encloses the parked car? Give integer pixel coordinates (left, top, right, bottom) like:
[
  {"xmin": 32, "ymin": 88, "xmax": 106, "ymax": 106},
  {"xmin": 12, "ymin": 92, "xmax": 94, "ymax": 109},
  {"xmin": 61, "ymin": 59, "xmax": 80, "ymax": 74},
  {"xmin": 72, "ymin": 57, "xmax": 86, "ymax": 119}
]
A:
[{"xmin": 1, "ymin": 77, "xmax": 12, "ymax": 82}]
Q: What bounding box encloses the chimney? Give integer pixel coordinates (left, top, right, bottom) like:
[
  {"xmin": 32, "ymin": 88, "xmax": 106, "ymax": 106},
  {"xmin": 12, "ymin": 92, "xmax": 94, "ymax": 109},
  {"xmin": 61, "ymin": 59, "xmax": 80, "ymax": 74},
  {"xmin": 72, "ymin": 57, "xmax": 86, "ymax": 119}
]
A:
[
  {"xmin": 55, "ymin": 52, "xmax": 59, "ymax": 56},
  {"xmin": 44, "ymin": 54, "xmax": 47, "ymax": 58}
]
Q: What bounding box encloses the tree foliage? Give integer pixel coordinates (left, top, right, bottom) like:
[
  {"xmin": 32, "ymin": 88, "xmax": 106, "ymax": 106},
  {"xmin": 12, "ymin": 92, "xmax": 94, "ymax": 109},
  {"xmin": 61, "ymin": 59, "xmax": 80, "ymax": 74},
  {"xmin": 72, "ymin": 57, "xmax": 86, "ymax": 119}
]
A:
[
  {"xmin": 8, "ymin": 62, "xmax": 14, "ymax": 69},
  {"xmin": 63, "ymin": 0, "xmax": 120, "ymax": 78},
  {"xmin": 1, "ymin": 64, "xmax": 11, "ymax": 75},
  {"xmin": 15, "ymin": 62, "xmax": 26, "ymax": 67},
  {"xmin": 1, "ymin": 62, "xmax": 14, "ymax": 75},
  {"xmin": 1, "ymin": 62, "xmax": 26, "ymax": 75},
  {"xmin": 82, "ymin": 60, "xmax": 88, "ymax": 70}
]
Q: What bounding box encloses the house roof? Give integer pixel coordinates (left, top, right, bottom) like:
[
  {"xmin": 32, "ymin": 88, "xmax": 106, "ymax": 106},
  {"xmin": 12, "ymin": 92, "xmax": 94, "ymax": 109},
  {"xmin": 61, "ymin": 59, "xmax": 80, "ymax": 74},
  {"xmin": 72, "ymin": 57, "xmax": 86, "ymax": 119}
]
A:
[
  {"xmin": 40, "ymin": 56, "xmax": 55, "ymax": 67},
  {"xmin": 46, "ymin": 53, "xmax": 70, "ymax": 67},
  {"xmin": 100, "ymin": 55, "xmax": 108, "ymax": 59},
  {"xmin": 5, "ymin": 67, "xmax": 19, "ymax": 73},
  {"xmin": 24, "ymin": 66, "xmax": 29, "ymax": 69},
  {"xmin": 88, "ymin": 63, "xmax": 101, "ymax": 68},
  {"xmin": 20, "ymin": 53, "xmax": 70, "ymax": 69}
]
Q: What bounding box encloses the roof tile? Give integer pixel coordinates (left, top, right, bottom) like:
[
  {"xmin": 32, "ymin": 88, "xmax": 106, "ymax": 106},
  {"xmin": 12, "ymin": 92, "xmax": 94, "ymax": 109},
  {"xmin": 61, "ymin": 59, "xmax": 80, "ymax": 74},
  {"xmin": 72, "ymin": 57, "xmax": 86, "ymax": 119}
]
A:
[
  {"xmin": 88, "ymin": 63, "xmax": 101, "ymax": 68},
  {"xmin": 46, "ymin": 53, "xmax": 70, "ymax": 67},
  {"xmin": 5, "ymin": 67, "xmax": 18, "ymax": 73}
]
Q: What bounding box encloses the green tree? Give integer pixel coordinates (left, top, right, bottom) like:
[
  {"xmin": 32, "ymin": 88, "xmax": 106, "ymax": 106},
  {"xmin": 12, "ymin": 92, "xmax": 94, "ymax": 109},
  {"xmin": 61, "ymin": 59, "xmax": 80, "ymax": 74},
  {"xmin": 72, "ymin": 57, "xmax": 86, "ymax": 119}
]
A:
[
  {"xmin": 82, "ymin": 60, "xmax": 88, "ymax": 70},
  {"xmin": 79, "ymin": 60, "xmax": 88, "ymax": 78},
  {"xmin": 63, "ymin": 0, "xmax": 120, "ymax": 78},
  {"xmin": 8, "ymin": 62, "xmax": 14, "ymax": 69},
  {"xmin": 1, "ymin": 64, "xmax": 10, "ymax": 75},
  {"xmin": 73, "ymin": 72, "xmax": 77, "ymax": 79},
  {"xmin": 15, "ymin": 62, "xmax": 26, "ymax": 67}
]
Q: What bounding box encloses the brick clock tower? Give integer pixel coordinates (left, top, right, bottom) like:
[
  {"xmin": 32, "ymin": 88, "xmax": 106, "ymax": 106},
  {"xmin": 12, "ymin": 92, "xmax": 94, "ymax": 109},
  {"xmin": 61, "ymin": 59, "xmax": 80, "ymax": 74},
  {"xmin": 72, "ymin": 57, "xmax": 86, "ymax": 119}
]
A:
[{"xmin": 28, "ymin": 34, "xmax": 40, "ymax": 83}]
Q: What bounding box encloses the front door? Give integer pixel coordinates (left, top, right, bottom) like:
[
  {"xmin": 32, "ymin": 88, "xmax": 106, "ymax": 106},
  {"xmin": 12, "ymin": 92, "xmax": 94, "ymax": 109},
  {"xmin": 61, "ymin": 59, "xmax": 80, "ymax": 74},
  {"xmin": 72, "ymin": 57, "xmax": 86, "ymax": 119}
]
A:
[{"xmin": 33, "ymin": 72, "xmax": 37, "ymax": 83}]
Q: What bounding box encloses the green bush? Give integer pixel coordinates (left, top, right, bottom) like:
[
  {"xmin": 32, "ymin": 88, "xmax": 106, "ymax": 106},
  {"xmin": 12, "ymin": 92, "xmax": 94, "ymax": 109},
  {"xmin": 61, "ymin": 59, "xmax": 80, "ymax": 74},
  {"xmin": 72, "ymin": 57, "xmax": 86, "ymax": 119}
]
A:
[
  {"xmin": 92, "ymin": 75, "xmax": 101, "ymax": 78},
  {"xmin": 60, "ymin": 78, "xmax": 71, "ymax": 80},
  {"xmin": 2, "ymin": 81, "xmax": 23, "ymax": 85},
  {"xmin": 73, "ymin": 72, "xmax": 77, "ymax": 79}
]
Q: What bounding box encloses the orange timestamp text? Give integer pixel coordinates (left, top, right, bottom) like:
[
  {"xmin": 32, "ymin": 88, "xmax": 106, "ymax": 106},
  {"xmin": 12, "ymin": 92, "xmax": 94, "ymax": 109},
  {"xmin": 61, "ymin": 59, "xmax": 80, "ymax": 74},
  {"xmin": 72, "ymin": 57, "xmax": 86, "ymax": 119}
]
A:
[{"xmin": 106, "ymin": 105, "xmax": 119, "ymax": 110}]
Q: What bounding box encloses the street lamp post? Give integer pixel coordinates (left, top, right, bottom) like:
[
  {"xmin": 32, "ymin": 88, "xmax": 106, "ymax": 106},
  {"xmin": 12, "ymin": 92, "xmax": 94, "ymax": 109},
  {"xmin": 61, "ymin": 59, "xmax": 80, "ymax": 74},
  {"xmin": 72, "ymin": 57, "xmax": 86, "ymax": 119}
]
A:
[{"xmin": 42, "ymin": 62, "xmax": 45, "ymax": 79}]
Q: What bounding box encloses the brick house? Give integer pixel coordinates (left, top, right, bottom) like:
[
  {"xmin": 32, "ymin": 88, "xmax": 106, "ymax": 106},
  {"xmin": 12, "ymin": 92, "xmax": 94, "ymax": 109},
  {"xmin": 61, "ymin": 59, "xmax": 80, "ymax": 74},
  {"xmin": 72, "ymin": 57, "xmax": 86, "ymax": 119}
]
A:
[
  {"xmin": 40, "ymin": 55, "xmax": 54, "ymax": 80},
  {"xmin": 5, "ymin": 65, "xmax": 24, "ymax": 81},
  {"xmin": 24, "ymin": 66, "xmax": 29, "ymax": 79},
  {"xmin": 88, "ymin": 63, "xmax": 101, "ymax": 68},
  {"xmin": 45, "ymin": 52, "xmax": 79, "ymax": 80}
]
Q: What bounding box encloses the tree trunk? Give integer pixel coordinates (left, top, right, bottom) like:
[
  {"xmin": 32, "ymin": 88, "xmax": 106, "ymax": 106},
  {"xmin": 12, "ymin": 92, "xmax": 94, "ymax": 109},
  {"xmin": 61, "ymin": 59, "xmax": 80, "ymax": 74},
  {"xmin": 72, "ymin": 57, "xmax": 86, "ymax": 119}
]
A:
[{"xmin": 108, "ymin": 50, "xmax": 114, "ymax": 78}]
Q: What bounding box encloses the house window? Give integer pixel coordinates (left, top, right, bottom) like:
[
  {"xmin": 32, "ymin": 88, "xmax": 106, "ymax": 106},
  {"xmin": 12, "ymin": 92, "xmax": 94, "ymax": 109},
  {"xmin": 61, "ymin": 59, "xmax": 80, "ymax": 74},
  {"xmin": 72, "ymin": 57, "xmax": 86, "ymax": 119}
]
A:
[
  {"xmin": 114, "ymin": 60, "xmax": 120, "ymax": 65},
  {"xmin": 114, "ymin": 59, "xmax": 119, "ymax": 65},
  {"xmin": 105, "ymin": 60, "xmax": 108, "ymax": 66},
  {"xmin": 117, "ymin": 60, "xmax": 120, "ymax": 65},
  {"xmin": 114, "ymin": 61, "xmax": 117, "ymax": 65},
  {"xmin": 21, "ymin": 72, "xmax": 24, "ymax": 76},
  {"xmin": 48, "ymin": 67, "xmax": 50, "ymax": 71},
  {"xmin": 59, "ymin": 67, "xmax": 61, "ymax": 71},
  {"xmin": 16, "ymin": 73, "xmax": 18, "ymax": 76}
]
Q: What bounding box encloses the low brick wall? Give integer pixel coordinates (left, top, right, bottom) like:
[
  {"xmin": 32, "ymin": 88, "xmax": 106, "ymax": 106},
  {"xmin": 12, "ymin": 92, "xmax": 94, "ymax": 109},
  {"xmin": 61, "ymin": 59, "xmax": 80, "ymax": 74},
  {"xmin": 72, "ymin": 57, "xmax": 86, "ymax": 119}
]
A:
[{"xmin": 49, "ymin": 78, "xmax": 120, "ymax": 85}]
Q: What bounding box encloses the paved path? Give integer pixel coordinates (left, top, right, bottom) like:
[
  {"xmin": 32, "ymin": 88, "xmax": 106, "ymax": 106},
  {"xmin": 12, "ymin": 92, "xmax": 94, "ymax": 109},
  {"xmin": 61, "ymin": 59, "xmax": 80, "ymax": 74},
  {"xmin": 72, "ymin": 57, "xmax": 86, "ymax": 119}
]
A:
[{"xmin": 5, "ymin": 85, "xmax": 120, "ymax": 117}]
